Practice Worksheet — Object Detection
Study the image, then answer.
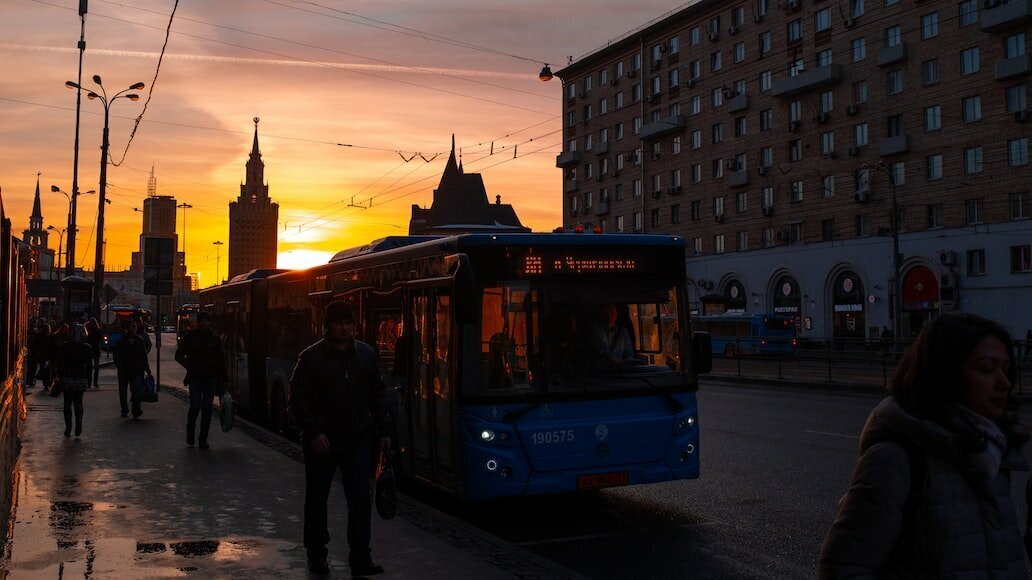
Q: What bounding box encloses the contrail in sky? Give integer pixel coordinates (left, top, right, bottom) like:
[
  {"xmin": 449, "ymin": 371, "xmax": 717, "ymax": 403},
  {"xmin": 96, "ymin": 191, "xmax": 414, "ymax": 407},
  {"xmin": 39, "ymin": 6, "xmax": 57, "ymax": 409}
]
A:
[{"xmin": 1, "ymin": 44, "xmax": 537, "ymax": 81}]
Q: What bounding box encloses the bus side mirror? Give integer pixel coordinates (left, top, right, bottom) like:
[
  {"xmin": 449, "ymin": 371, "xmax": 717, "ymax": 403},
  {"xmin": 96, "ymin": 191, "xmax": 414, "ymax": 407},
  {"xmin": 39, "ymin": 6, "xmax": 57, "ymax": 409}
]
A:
[{"xmin": 692, "ymin": 331, "xmax": 712, "ymax": 374}]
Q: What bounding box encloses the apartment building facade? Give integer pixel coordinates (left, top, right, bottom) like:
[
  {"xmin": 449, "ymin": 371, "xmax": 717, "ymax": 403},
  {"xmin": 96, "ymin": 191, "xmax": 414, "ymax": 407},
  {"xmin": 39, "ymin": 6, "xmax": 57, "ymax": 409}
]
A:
[{"xmin": 556, "ymin": 0, "xmax": 1032, "ymax": 340}]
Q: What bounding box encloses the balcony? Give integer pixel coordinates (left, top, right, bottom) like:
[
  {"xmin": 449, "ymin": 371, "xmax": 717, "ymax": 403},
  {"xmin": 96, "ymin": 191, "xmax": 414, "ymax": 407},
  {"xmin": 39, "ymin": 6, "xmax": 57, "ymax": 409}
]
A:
[
  {"xmin": 727, "ymin": 93, "xmax": 750, "ymax": 113},
  {"xmin": 879, "ymin": 135, "xmax": 909, "ymax": 157},
  {"xmin": 639, "ymin": 114, "xmax": 687, "ymax": 140},
  {"xmin": 597, "ymin": 201, "xmax": 610, "ymax": 215},
  {"xmin": 771, "ymin": 64, "xmax": 842, "ymax": 98},
  {"xmin": 996, "ymin": 54, "xmax": 1032, "ymax": 80},
  {"xmin": 555, "ymin": 150, "xmax": 581, "ymax": 168},
  {"xmin": 982, "ymin": 0, "xmax": 1032, "ymax": 32},
  {"xmin": 563, "ymin": 179, "xmax": 578, "ymax": 193},
  {"xmin": 729, "ymin": 170, "xmax": 750, "ymax": 188},
  {"xmin": 591, "ymin": 141, "xmax": 610, "ymax": 155},
  {"xmin": 877, "ymin": 43, "xmax": 907, "ymax": 67}
]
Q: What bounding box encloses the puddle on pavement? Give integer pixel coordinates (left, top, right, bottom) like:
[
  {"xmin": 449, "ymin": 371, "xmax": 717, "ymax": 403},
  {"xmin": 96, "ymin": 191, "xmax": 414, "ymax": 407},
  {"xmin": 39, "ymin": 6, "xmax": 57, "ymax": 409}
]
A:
[{"xmin": 2, "ymin": 466, "xmax": 297, "ymax": 576}]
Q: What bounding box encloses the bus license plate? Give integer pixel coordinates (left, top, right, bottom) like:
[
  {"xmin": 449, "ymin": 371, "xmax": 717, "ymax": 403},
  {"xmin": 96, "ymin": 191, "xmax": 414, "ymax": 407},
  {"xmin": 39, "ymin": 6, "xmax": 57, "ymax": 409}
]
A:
[{"xmin": 577, "ymin": 471, "xmax": 629, "ymax": 490}]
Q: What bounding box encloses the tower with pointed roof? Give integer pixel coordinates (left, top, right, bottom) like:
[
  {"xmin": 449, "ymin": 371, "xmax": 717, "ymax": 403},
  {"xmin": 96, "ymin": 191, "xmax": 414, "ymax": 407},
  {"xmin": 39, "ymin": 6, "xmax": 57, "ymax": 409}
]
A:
[
  {"xmin": 22, "ymin": 174, "xmax": 48, "ymax": 250},
  {"xmin": 408, "ymin": 135, "xmax": 529, "ymax": 235},
  {"xmin": 228, "ymin": 117, "xmax": 279, "ymax": 279}
]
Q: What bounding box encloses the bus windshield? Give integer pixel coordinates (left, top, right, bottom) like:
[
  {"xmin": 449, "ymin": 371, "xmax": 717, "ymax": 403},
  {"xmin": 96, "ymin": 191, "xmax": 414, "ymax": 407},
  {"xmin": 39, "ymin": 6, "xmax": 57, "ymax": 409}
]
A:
[{"xmin": 474, "ymin": 280, "xmax": 686, "ymax": 397}]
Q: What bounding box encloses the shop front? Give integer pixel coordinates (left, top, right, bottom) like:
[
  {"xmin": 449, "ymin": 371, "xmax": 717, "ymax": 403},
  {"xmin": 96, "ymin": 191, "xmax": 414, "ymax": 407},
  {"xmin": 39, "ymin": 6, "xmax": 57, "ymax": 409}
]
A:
[
  {"xmin": 831, "ymin": 271, "xmax": 865, "ymax": 339},
  {"xmin": 901, "ymin": 266, "xmax": 938, "ymax": 337},
  {"xmin": 770, "ymin": 274, "xmax": 801, "ymax": 330},
  {"xmin": 723, "ymin": 279, "xmax": 747, "ymax": 314}
]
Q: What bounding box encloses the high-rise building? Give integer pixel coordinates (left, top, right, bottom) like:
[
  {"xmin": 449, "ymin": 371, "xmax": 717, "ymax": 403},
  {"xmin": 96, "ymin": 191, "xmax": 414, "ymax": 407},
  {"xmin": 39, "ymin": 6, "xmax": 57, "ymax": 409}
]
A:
[
  {"xmin": 556, "ymin": 0, "xmax": 1032, "ymax": 340},
  {"xmin": 228, "ymin": 118, "xmax": 279, "ymax": 279}
]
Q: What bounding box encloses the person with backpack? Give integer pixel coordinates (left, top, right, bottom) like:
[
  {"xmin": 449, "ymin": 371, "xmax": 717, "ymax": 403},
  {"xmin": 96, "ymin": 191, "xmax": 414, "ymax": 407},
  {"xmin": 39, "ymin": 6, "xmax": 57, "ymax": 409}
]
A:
[
  {"xmin": 174, "ymin": 311, "xmax": 227, "ymax": 449},
  {"xmin": 819, "ymin": 313, "xmax": 1028, "ymax": 578}
]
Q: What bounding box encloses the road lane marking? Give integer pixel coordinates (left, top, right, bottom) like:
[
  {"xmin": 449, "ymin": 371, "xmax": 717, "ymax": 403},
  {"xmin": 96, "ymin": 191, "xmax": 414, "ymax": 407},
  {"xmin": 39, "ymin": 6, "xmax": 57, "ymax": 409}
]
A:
[{"xmin": 805, "ymin": 429, "xmax": 858, "ymax": 440}]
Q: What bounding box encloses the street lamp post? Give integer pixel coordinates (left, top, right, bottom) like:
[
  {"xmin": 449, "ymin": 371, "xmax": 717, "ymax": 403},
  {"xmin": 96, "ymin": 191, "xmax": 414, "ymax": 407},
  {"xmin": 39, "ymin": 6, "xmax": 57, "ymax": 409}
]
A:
[
  {"xmin": 213, "ymin": 240, "xmax": 223, "ymax": 286},
  {"xmin": 865, "ymin": 161, "xmax": 903, "ymax": 343},
  {"xmin": 46, "ymin": 225, "xmax": 66, "ymax": 272},
  {"xmin": 64, "ymin": 0, "xmax": 89, "ymax": 278},
  {"xmin": 68, "ymin": 75, "xmax": 144, "ymax": 317},
  {"xmin": 51, "ymin": 185, "xmax": 94, "ymax": 274}
]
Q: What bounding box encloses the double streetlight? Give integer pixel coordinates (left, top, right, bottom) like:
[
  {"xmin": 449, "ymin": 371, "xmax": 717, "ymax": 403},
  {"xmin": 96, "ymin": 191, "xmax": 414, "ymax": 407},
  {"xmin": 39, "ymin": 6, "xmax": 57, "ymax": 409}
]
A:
[
  {"xmin": 864, "ymin": 160, "xmax": 903, "ymax": 342},
  {"xmin": 50, "ymin": 184, "xmax": 94, "ymax": 274},
  {"xmin": 46, "ymin": 225, "xmax": 71, "ymax": 272},
  {"xmin": 67, "ymin": 75, "xmax": 144, "ymax": 316}
]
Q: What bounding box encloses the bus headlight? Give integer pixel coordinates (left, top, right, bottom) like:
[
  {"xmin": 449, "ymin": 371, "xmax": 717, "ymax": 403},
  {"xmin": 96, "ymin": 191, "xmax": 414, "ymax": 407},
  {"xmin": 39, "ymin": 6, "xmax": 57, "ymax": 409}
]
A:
[
  {"xmin": 680, "ymin": 443, "xmax": 696, "ymax": 462},
  {"xmin": 480, "ymin": 429, "xmax": 496, "ymax": 442},
  {"xmin": 676, "ymin": 415, "xmax": 696, "ymax": 431},
  {"xmin": 485, "ymin": 459, "xmax": 499, "ymax": 472}
]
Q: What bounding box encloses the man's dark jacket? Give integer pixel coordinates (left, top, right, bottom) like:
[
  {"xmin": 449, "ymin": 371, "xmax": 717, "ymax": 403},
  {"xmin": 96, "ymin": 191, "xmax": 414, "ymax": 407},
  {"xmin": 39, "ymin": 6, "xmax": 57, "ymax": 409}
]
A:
[
  {"xmin": 113, "ymin": 334, "xmax": 149, "ymax": 376},
  {"xmin": 288, "ymin": 338, "xmax": 391, "ymax": 448},
  {"xmin": 175, "ymin": 328, "xmax": 227, "ymax": 382}
]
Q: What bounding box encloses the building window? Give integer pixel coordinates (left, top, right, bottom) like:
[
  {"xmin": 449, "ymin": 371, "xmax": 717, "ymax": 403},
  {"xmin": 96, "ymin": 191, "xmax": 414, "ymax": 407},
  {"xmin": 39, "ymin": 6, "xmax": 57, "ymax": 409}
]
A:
[
  {"xmin": 651, "ymin": 76, "xmax": 662, "ymax": 95},
  {"xmin": 712, "ymin": 160, "xmax": 724, "ymax": 178},
  {"xmin": 820, "ymin": 91, "xmax": 834, "ymax": 113},
  {"xmin": 615, "ymin": 183, "xmax": 624, "ymax": 201},
  {"xmin": 789, "ymin": 222, "xmax": 803, "ymax": 243},
  {"xmin": 1011, "ymin": 245, "xmax": 1032, "ymax": 273},
  {"xmin": 964, "ymin": 146, "xmax": 983, "ymax": 174},
  {"xmin": 851, "ymin": 0, "xmax": 865, "ymax": 18},
  {"xmin": 852, "ymin": 38, "xmax": 866, "ymax": 62},
  {"xmin": 691, "ymin": 163, "xmax": 702, "ymax": 183},
  {"xmin": 632, "ymin": 84, "xmax": 642, "ymax": 102},
  {"xmin": 958, "ymin": 0, "xmax": 979, "ymax": 27},
  {"xmin": 689, "ymin": 26, "xmax": 700, "ymax": 46},
  {"xmin": 885, "ymin": 25, "xmax": 902, "ymax": 47},
  {"xmin": 693, "ymin": 236, "xmax": 703, "ymax": 254},
  {"xmin": 822, "ymin": 174, "xmax": 835, "ymax": 198},
  {"xmin": 633, "ymin": 53, "xmax": 642, "ymax": 71},
  {"xmin": 926, "ymin": 154, "xmax": 943, "ymax": 180},
  {"xmin": 736, "ymin": 190, "xmax": 748, "ymax": 212},
  {"xmin": 672, "ymin": 136, "xmax": 682, "ymax": 155},
  {"xmin": 616, "ymin": 215, "xmax": 625, "ymax": 232},
  {"xmin": 886, "ymin": 70, "xmax": 903, "ymax": 95},
  {"xmin": 821, "ymin": 219, "xmax": 835, "ymax": 242},
  {"xmin": 737, "ymin": 231, "xmax": 748, "ymax": 251},
  {"xmin": 734, "ymin": 42, "xmax": 746, "ymax": 63},
  {"xmin": 712, "ymin": 123, "xmax": 724, "ymax": 144},
  {"xmin": 691, "ymin": 200, "xmax": 701, "ymax": 221},
  {"xmin": 1011, "ymin": 192, "xmax": 1031, "ymax": 219},
  {"xmin": 887, "ymin": 114, "xmax": 903, "ymax": 138},
  {"xmin": 711, "ymin": 51, "xmax": 723, "ymax": 72},
  {"xmin": 962, "ymin": 96, "xmax": 982, "ymax": 122},
  {"xmin": 924, "ymin": 106, "xmax": 941, "ymax": 131},
  {"xmin": 671, "ymin": 204, "xmax": 681, "ymax": 224},
  {"xmin": 712, "ymin": 88, "xmax": 724, "ymax": 108},
  {"xmin": 633, "ymin": 116, "xmax": 643, "ymax": 134},
  {"xmin": 854, "ymin": 122, "xmax": 871, "ymax": 146},
  {"xmin": 763, "ymin": 186, "xmax": 774, "ymax": 209},
  {"xmin": 668, "ymin": 68, "xmax": 680, "ymax": 88},
  {"xmin": 789, "ymin": 58, "xmax": 805, "ymax": 76},
  {"xmin": 651, "ymin": 173, "xmax": 662, "ymax": 194},
  {"xmin": 926, "ymin": 204, "xmax": 943, "ymax": 228},
  {"xmin": 760, "ymin": 108, "xmax": 773, "ymax": 131},
  {"xmin": 761, "ymin": 146, "xmax": 774, "ymax": 167},
  {"xmin": 600, "ymin": 98, "xmax": 608, "ymax": 115},
  {"xmin": 855, "ymin": 214, "xmax": 868, "ymax": 237},
  {"xmin": 714, "ymin": 196, "xmax": 725, "ymax": 217},
  {"xmin": 715, "ymin": 234, "xmax": 725, "ymax": 254},
  {"xmin": 816, "ymin": 51, "xmax": 833, "ymax": 69},
  {"xmin": 735, "ymin": 116, "xmax": 747, "ymax": 137},
  {"xmin": 967, "ymin": 249, "xmax": 986, "ymax": 276},
  {"xmin": 820, "ymin": 131, "xmax": 835, "ymax": 154},
  {"xmin": 960, "ymin": 47, "xmax": 980, "ymax": 75},
  {"xmin": 633, "ymin": 178, "xmax": 642, "ymax": 197},
  {"xmin": 633, "ymin": 212, "xmax": 642, "ymax": 232},
  {"xmin": 763, "ymin": 227, "xmax": 775, "ymax": 248},
  {"xmin": 690, "ymin": 95, "xmax": 702, "ymax": 115},
  {"xmin": 1005, "ymin": 33, "xmax": 1027, "ymax": 59},
  {"xmin": 921, "ymin": 12, "xmax": 939, "ymax": 39},
  {"xmin": 670, "ymin": 36, "xmax": 680, "ymax": 55},
  {"xmin": 760, "ymin": 70, "xmax": 772, "ymax": 92},
  {"xmin": 790, "ymin": 180, "xmax": 803, "ymax": 202},
  {"xmin": 788, "ymin": 19, "xmax": 803, "ymax": 43},
  {"xmin": 789, "ymin": 139, "xmax": 803, "ymax": 161},
  {"xmin": 789, "ymin": 101, "xmax": 802, "ymax": 122},
  {"xmin": 1009, "ymin": 138, "xmax": 1030, "ymax": 166},
  {"xmin": 853, "ymin": 80, "xmax": 869, "ymax": 103},
  {"xmin": 615, "ymin": 122, "xmax": 624, "ymax": 140},
  {"xmin": 1006, "ymin": 85, "xmax": 1028, "ymax": 113},
  {"xmin": 966, "ymin": 198, "xmax": 983, "ymax": 223},
  {"xmin": 760, "ymin": 32, "xmax": 772, "ymax": 55},
  {"xmin": 922, "ymin": 59, "xmax": 939, "ymax": 85},
  {"xmin": 815, "ymin": 8, "xmax": 832, "ymax": 32},
  {"xmin": 651, "ymin": 208, "xmax": 661, "ymax": 228}
]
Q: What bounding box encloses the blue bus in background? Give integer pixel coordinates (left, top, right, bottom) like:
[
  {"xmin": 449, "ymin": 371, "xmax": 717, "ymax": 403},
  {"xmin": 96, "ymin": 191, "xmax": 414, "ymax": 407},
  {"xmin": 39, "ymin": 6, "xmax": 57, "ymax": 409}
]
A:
[
  {"xmin": 692, "ymin": 313, "xmax": 797, "ymax": 357},
  {"xmin": 203, "ymin": 233, "xmax": 712, "ymax": 500}
]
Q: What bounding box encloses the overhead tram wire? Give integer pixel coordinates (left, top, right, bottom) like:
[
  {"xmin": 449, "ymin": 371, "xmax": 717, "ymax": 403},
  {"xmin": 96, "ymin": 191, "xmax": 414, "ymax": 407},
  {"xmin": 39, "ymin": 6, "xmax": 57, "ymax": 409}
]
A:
[
  {"xmin": 29, "ymin": 0, "xmax": 555, "ymax": 117},
  {"xmin": 93, "ymin": 0, "xmax": 558, "ymax": 103}
]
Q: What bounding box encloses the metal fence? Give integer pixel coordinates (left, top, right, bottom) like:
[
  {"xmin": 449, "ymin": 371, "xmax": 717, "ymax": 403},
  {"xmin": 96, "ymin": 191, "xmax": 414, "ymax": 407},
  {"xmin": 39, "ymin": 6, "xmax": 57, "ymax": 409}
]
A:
[{"xmin": 708, "ymin": 337, "xmax": 1032, "ymax": 393}]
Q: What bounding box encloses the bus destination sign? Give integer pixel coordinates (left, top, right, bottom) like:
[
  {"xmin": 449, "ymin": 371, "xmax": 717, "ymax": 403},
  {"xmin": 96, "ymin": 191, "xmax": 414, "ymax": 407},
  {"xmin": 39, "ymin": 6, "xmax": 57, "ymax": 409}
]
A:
[{"xmin": 520, "ymin": 255, "xmax": 639, "ymax": 276}]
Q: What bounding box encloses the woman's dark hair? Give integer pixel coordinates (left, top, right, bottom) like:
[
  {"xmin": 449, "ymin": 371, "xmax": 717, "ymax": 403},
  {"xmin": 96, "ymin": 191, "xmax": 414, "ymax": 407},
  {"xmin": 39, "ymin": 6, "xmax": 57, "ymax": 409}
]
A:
[{"xmin": 889, "ymin": 313, "xmax": 1022, "ymax": 444}]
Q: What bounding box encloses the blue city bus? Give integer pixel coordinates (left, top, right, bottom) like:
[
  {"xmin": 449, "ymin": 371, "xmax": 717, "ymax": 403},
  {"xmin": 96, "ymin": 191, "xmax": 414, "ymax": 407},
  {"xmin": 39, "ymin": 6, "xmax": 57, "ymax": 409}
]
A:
[
  {"xmin": 100, "ymin": 304, "xmax": 151, "ymax": 352},
  {"xmin": 692, "ymin": 313, "xmax": 797, "ymax": 356},
  {"xmin": 176, "ymin": 303, "xmax": 201, "ymax": 344},
  {"xmin": 201, "ymin": 234, "xmax": 711, "ymax": 500}
]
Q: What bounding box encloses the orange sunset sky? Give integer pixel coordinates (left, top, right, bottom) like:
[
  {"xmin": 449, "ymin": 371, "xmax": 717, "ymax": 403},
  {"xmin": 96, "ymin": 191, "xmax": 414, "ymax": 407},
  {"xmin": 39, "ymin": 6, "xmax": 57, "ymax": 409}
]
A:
[{"xmin": 0, "ymin": 0, "xmax": 679, "ymax": 287}]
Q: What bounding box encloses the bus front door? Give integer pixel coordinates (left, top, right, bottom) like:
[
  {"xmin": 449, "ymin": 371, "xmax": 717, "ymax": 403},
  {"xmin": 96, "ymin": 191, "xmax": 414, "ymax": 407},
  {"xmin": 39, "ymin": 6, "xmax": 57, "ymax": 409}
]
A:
[{"xmin": 406, "ymin": 287, "xmax": 456, "ymax": 491}]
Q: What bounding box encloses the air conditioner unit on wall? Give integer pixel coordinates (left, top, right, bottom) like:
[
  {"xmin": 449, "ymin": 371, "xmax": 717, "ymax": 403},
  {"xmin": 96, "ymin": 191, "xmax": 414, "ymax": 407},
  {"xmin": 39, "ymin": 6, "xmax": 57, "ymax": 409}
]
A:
[
  {"xmin": 939, "ymin": 250, "xmax": 957, "ymax": 266},
  {"xmin": 846, "ymin": 104, "xmax": 859, "ymax": 115},
  {"xmin": 854, "ymin": 190, "xmax": 869, "ymax": 203},
  {"xmin": 728, "ymin": 25, "xmax": 739, "ymax": 36}
]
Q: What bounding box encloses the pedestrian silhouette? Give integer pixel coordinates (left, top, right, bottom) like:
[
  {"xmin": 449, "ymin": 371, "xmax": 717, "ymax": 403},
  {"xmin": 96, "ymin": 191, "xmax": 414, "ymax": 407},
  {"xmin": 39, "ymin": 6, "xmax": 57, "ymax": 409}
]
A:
[{"xmin": 174, "ymin": 311, "xmax": 227, "ymax": 448}]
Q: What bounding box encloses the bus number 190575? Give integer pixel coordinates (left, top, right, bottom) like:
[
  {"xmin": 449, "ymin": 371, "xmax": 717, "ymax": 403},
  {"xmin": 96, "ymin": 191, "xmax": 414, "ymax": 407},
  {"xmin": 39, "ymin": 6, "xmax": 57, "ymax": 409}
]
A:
[{"xmin": 530, "ymin": 430, "xmax": 575, "ymax": 445}]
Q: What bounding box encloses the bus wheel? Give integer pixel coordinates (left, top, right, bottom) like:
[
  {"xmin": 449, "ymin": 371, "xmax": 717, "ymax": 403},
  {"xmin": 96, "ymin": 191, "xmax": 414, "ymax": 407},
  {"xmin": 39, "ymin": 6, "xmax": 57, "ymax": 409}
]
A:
[{"xmin": 724, "ymin": 344, "xmax": 737, "ymax": 357}]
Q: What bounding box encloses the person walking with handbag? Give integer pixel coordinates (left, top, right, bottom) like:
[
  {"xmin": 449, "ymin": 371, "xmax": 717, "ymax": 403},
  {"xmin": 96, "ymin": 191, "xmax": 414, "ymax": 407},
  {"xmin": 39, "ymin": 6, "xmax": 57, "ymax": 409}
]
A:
[
  {"xmin": 57, "ymin": 324, "xmax": 93, "ymax": 437},
  {"xmin": 819, "ymin": 313, "xmax": 1029, "ymax": 578},
  {"xmin": 288, "ymin": 301, "xmax": 392, "ymax": 577},
  {"xmin": 113, "ymin": 320, "xmax": 151, "ymax": 419},
  {"xmin": 174, "ymin": 311, "xmax": 227, "ymax": 449}
]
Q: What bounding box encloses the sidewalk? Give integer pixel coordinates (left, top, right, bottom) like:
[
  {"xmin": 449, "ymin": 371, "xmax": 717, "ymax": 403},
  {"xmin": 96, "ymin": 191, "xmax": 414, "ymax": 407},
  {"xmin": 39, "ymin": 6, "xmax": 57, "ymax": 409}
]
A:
[{"xmin": 1, "ymin": 362, "xmax": 567, "ymax": 578}]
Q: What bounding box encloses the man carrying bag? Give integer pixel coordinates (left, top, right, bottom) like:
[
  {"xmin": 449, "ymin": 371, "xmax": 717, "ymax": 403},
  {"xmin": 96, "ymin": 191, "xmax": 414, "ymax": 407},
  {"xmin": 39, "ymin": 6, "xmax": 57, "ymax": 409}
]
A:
[{"xmin": 175, "ymin": 311, "xmax": 227, "ymax": 449}]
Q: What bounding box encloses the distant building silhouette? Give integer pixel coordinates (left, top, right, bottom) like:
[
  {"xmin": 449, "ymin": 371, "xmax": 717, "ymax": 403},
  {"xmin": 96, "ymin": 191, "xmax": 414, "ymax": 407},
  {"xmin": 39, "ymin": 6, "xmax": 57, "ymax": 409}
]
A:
[
  {"xmin": 228, "ymin": 117, "xmax": 279, "ymax": 279},
  {"xmin": 409, "ymin": 135, "xmax": 529, "ymax": 235},
  {"xmin": 21, "ymin": 174, "xmax": 55, "ymax": 278}
]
